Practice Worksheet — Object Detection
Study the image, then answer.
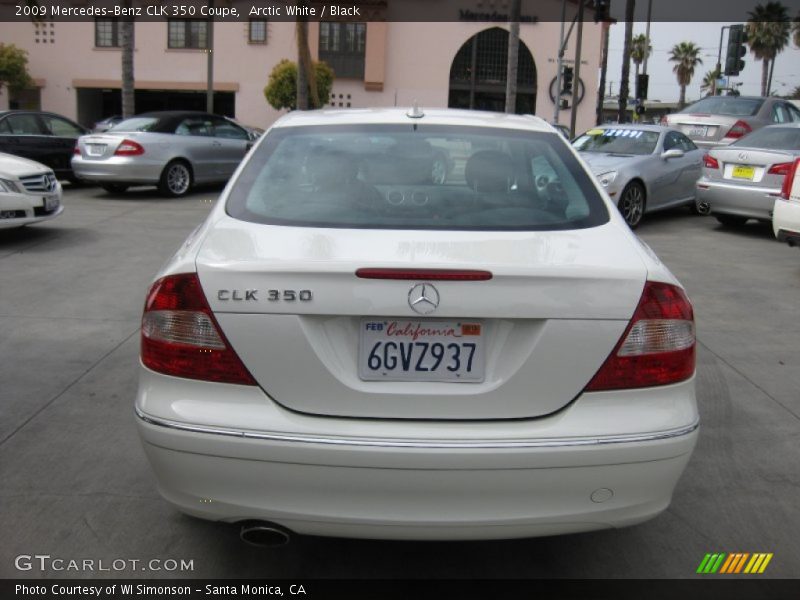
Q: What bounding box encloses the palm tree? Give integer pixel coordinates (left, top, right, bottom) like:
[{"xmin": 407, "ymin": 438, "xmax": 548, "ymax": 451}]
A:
[
  {"xmin": 617, "ymin": 0, "xmax": 635, "ymax": 123},
  {"xmin": 746, "ymin": 2, "xmax": 791, "ymax": 96},
  {"xmin": 630, "ymin": 33, "xmax": 652, "ymax": 80},
  {"xmin": 120, "ymin": 15, "xmax": 134, "ymax": 118},
  {"xmin": 700, "ymin": 68, "xmax": 721, "ymax": 96},
  {"xmin": 295, "ymin": 1, "xmax": 318, "ymax": 110},
  {"xmin": 669, "ymin": 41, "xmax": 702, "ymax": 109}
]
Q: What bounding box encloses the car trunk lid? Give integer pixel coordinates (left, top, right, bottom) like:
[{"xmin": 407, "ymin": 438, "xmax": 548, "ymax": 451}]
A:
[{"xmin": 195, "ymin": 217, "xmax": 648, "ymax": 420}]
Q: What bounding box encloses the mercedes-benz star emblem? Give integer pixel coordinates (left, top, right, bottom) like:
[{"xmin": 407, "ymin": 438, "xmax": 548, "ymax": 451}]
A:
[{"xmin": 408, "ymin": 283, "xmax": 440, "ymax": 315}]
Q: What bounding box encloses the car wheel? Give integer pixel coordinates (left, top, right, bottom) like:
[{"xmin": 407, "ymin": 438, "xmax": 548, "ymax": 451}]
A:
[
  {"xmin": 715, "ymin": 214, "xmax": 748, "ymax": 227},
  {"xmin": 158, "ymin": 160, "xmax": 193, "ymax": 197},
  {"xmin": 101, "ymin": 183, "xmax": 129, "ymax": 194},
  {"xmin": 618, "ymin": 182, "xmax": 645, "ymax": 229}
]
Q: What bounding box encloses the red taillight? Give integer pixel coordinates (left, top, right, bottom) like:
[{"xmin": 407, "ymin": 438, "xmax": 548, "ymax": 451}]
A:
[
  {"xmin": 768, "ymin": 162, "xmax": 793, "ymax": 177},
  {"xmin": 585, "ymin": 281, "xmax": 695, "ymax": 391},
  {"xmin": 781, "ymin": 158, "xmax": 800, "ymax": 200},
  {"xmin": 140, "ymin": 273, "xmax": 256, "ymax": 385},
  {"xmin": 115, "ymin": 139, "xmax": 144, "ymax": 156},
  {"xmin": 356, "ymin": 268, "xmax": 493, "ymax": 281},
  {"xmin": 702, "ymin": 154, "xmax": 720, "ymax": 169},
  {"xmin": 73, "ymin": 146, "xmax": 80, "ymax": 156},
  {"xmin": 726, "ymin": 120, "xmax": 752, "ymax": 140}
]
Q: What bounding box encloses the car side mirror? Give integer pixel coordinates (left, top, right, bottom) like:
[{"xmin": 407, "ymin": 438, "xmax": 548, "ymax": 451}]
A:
[{"xmin": 661, "ymin": 148, "xmax": 684, "ymax": 160}]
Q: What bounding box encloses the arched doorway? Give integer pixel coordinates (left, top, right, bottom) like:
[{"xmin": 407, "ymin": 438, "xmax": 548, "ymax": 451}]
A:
[{"xmin": 448, "ymin": 27, "xmax": 536, "ymax": 114}]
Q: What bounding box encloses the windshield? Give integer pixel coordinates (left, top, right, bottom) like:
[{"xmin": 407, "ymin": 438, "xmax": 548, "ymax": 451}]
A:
[
  {"xmin": 572, "ymin": 128, "xmax": 660, "ymax": 155},
  {"xmin": 732, "ymin": 127, "xmax": 800, "ymax": 151},
  {"xmin": 109, "ymin": 117, "xmax": 159, "ymax": 132},
  {"xmin": 680, "ymin": 96, "xmax": 764, "ymax": 116},
  {"xmin": 226, "ymin": 124, "xmax": 608, "ymax": 231}
]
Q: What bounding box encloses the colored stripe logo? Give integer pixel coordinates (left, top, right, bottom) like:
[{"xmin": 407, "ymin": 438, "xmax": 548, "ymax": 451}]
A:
[{"xmin": 697, "ymin": 553, "xmax": 773, "ymax": 574}]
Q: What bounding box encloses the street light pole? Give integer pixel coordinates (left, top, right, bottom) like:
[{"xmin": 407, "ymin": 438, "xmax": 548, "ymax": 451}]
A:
[
  {"xmin": 713, "ymin": 25, "xmax": 729, "ymax": 96},
  {"xmin": 569, "ymin": 0, "xmax": 584, "ymax": 138},
  {"xmin": 642, "ymin": 0, "xmax": 652, "ymax": 75},
  {"xmin": 554, "ymin": 0, "xmax": 567, "ymax": 123},
  {"xmin": 206, "ymin": 0, "xmax": 214, "ymax": 113}
]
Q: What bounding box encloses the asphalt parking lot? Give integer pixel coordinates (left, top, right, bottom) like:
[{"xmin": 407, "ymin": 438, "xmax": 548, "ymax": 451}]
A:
[{"xmin": 1, "ymin": 185, "xmax": 799, "ymax": 580}]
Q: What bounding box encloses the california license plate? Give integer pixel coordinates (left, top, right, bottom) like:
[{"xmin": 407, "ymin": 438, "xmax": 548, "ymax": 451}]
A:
[
  {"xmin": 688, "ymin": 126, "xmax": 708, "ymax": 137},
  {"xmin": 43, "ymin": 195, "xmax": 58, "ymax": 211},
  {"xmin": 358, "ymin": 319, "xmax": 485, "ymax": 382},
  {"xmin": 87, "ymin": 144, "xmax": 106, "ymax": 156},
  {"xmin": 732, "ymin": 165, "xmax": 755, "ymax": 180}
]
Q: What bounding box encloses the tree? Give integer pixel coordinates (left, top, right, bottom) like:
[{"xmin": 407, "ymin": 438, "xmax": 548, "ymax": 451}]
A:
[
  {"xmin": 120, "ymin": 16, "xmax": 135, "ymax": 118},
  {"xmin": 794, "ymin": 13, "xmax": 800, "ymax": 47},
  {"xmin": 789, "ymin": 84, "xmax": 800, "ymax": 99},
  {"xmin": 746, "ymin": 2, "xmax": 791, "ymax": 97},
  {"xmin": 669, "ymin": 41, "xmax": 702, "ymax": 109},
  {"xmin": 264, "ymin": 59, "xmax": 334, "ymax": 111},
  {"xmin": 617, "ymin": 0, "xmax": 635, "ymax": 123},
  {"xmin": 0, "ymin": 43, "xmax": 33, "ymax": 95},
  {"xmin": 700, "ymin": 67, "xmax": 721, "ymax": 96},
  {"xmin": 630, "ymin": 33, "xmax": 652, "ymax": 80},
  {"xmin": 504, "ymin": 0, "xmax": 521, "ymax": 113}
]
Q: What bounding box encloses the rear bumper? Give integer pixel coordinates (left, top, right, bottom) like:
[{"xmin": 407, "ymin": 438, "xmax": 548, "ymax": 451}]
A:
[
  {"xmin": 71, "ymin": 156, "xmax": 164, "ymax": 184},
  {"xmin": 135, "ymin": 366, "xmax": 699, "ymax": 540},
  {"xmin": 696, "ymin": 179, "xmax": 778, "ymax": 220}
]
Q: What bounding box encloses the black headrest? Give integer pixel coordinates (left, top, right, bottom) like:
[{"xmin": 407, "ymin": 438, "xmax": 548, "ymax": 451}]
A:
[{"xmin": 464, "ymin": 150, "xmax": 513, "ymax": 193}]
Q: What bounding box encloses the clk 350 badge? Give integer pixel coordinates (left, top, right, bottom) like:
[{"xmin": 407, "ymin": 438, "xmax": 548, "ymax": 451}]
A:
[{"xmin": 217, "ymin": 289, "xmax": 313, "ymax": 301}]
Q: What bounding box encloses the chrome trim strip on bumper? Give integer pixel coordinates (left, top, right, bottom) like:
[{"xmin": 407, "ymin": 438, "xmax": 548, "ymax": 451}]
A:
[{"xmin": 135, "ymin": 407, "xmax": 699, "ymax": 449}]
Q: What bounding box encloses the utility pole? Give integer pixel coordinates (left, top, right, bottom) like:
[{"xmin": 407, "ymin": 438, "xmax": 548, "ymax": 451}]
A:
[
  {"xmin": 642, "ymin": 0, "xmax": 652, "ymax": 75},
  {"xmin": 553, "ymin": 0, "xmax": 568, "ymax": 123},
  {"xmin": 712, "ymin": 25, "xmax": 729, "ymax": 96},
  {"xmin": 206, "ymin": 0, "xmax": 214, "ymax": 113},
  {"xmin": 618, "ymin": 0, "xmax": 635, "ymax": 123},
  {"xmin": 505, "ymin": 0, "xmax": 521, "ymax": 113},
  {"xmin": 569, "ymin": 0, "xmax": 584, "ymax": 138},
  {"xmin": 596, "ymin": 21, "xmax": 610, "ymax": 125}
]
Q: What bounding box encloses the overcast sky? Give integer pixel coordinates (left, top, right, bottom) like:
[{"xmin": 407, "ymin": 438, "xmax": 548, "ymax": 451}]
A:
[{"xmin": 606, "ymin": 21, "xmax": 800, "ymax": 103}]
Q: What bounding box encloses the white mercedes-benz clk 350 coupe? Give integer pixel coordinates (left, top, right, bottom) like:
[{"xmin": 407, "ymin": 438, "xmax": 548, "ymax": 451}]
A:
[{"xmin": 135, "ymin": 108, "xmax": 698, "ymax": 544}]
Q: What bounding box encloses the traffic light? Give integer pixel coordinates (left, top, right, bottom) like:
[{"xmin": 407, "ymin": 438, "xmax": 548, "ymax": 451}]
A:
[
  {"xmin": 593, "ymin": 0, "xmax": 610, "ymax": 23},
  {"xmin": 635, "ymin": 100, "xmax": 646, "ymax": 116},
  {"xmin": 724, "ymin": 24, "xmax": 747, "ymax": 76},
  {"xmin": 562, "ymin": 66, "xmax": 574, "ymax": 95},
  {"xmin": 636, "ymin": 74, "xmax": 649, "ymax": 101}
]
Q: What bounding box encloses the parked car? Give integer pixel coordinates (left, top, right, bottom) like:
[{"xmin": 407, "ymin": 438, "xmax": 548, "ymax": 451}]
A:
[
  {"xmin": 663, "ymin": 96, "xmax": 800, "ymax": 149},
  {"xmin": 92, "ymin": 115, "xmax": 123, "ymax": 133},
  {"xmin": 0, "ymin": 152, "xmax": 63, "ymax": 229},
  {"xmin": 135, "ymin": 108, "xmax": 698, "ymax": 543},
  {"xmin": 572, "ymin": 124, "xmax": 703, "ymax": 228},
  {"xmin": 696, "ymin": 124, "xmax": 800, "ymax": 226},
  {"xmin": 0, "ymin": 110, "xmax": 89, "ymax": 182},
  {"xmin": 772, "ymin": 157, "xmax": 800, "ymax": 247},
  {"xmin": 72, "ymin": 111, "xmax": 252, "ymax": 197}
]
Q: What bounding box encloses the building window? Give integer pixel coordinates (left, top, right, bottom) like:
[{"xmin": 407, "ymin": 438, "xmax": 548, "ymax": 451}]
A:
[
  {"xmin": 168, "ymin": 20, "xmax": 208, "ymax": 49},
  {"xmin": 248, "ymin": 19, "xmax": 268, "ymax": 44},
  {"xmin": 319, "ymin": 22, "xmax": 366, "ymax": 79},
  {"xmin": 95, "ymin": 19, "xmax": 120, "ymax": 48}
]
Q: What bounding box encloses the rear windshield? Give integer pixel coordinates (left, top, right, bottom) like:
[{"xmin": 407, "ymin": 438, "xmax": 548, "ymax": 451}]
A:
[
  {"xmin": 731, "ymin": 126, "xmax": 800, "ymax": 151},
  {"xmin": 573, "ymin": 128, "xmax": 659, "ymax": 155},
  {"xmin": 680, "ymin": 97, "xmax": 764, "ymax": 117},
  {"xmin": 226, "ymin": 124, "xmax": 609, "ymax": 231},
  {"xmin": 109, "ymin": 117, "xmax": 159, "ymax": 132}
]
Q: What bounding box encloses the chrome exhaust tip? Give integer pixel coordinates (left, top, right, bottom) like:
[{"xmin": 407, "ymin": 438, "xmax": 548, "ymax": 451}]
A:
[{"xmin": 239, "ymin": 521, "xmax": 292, "ymax": 547}]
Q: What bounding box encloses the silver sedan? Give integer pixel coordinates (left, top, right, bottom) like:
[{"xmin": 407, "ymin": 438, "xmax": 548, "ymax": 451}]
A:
[
  {"xmin": 695, "ymin": 124, "xmax": 800, "ymax": 226},
  {"xmin": 664, "ymin": 96, "xmax": 800, "ymax": 150},
  {"xmin": 573, "ymin": 124, "xmax": 703, "ymax": 228},
  {"xmin": 72, "ymin": 111, "xmax": 252, "ymax": 197}
]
